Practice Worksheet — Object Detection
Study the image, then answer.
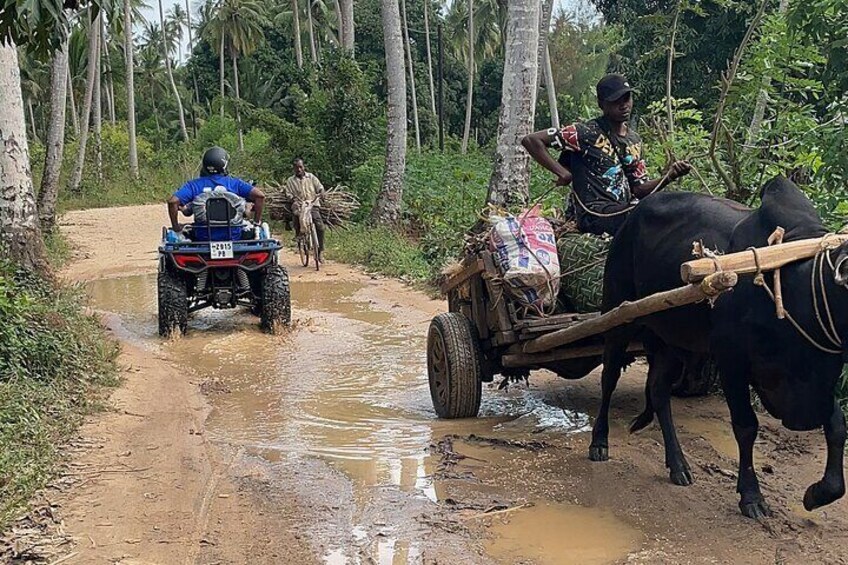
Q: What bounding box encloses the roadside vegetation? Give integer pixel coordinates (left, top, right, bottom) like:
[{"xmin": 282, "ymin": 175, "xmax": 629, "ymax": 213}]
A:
[{"xmin": 0, "ymin": 245, "xmax": 119, "ymax": 528}]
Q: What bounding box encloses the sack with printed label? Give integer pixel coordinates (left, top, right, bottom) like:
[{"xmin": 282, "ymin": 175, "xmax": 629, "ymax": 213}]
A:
[{"xmin": 488, "ymin": 205, "xmax": 560, "ymax": 312}]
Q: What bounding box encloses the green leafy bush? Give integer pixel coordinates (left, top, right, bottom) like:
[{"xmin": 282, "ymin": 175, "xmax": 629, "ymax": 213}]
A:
[{"xmin": 0, "ymin": 263, "xmax": 118, "ymax": 526}]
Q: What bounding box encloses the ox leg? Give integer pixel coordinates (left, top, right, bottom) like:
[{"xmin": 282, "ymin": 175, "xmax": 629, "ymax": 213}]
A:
[
  {"xmin": 803, "ymin": 399, "xmax": 846, "ymax": 511},
  {"xmin": 720, "ymin": 365, "xmax": 770, "ymax": 518},
  {"xmin": 589, "ymin": 337, "xmax": 630, "ymax": 462},
  {"xmin": 649, "ymin": 346, "xmax": 692, "ymax": 486}
]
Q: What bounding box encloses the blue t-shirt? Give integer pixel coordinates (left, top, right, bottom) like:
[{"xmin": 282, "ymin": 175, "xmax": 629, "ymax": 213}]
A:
[{"xmin": 173, "ymin": 175, "xmax": 254, "ymax": 241}]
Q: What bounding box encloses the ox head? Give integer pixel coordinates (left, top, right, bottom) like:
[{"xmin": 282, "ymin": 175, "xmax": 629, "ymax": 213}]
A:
[{"xmin": 834, "ymin": 243, "xmax": 848, "ymax": 288}]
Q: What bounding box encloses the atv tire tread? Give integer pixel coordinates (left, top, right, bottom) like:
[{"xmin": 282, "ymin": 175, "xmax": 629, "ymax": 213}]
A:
[
  {"xmin": 158, "ymin": 269, "xmax": 188, "ymax": 337},
  {"xmin": 261, "ymin": 265, "xmax": 292, "ymax": 333}
]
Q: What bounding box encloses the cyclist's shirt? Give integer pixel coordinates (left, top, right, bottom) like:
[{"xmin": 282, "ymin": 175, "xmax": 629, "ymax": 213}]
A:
[
  {"xmin": 173, "ymin": 175, "xmax": 254, "ymax": 241},
  {"xmin": 554, "ymin": 117, "xmax": 649, "ymax": 228},
  {"xmin": 285, "ymin": 173, "xmax": 325, "ymax": 206}
]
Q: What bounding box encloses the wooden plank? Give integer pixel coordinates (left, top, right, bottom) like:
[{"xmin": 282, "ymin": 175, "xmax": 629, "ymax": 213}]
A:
[
  {"xmin": 502, "ymin": 342, "xmax": 644, "ymax": 368},
  {"xmin": 440, "ymin": 256, "xmax": 485, "ymax": 294},
  {"xmin": 469, "ymin": 273, "xmax": 489, "ymax": 340},
  {"xmin": 515, "ymin": 312, "xmax": 599, "ymax": 333},
  {"xmin": 522, "ymin": 271, "xmax": 738, "ymax": 354},
  {"xmin": 680, "ymin": 234, "xmax": 848, "ymax": 283}
]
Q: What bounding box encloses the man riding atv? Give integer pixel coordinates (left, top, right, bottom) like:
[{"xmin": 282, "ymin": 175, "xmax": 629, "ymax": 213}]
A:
[{"xmin": 167, "ymin": 146, "xmax": 266, "ymax": 240}]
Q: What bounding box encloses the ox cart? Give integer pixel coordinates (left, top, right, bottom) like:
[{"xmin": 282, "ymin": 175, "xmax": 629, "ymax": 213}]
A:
[{"xmin": 427, "ymin": 234, "xmax": 848, "ymax": 419}]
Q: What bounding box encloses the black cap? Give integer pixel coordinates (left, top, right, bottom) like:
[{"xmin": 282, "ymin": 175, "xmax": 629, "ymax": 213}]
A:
[{"xmin": 597, "ymin": 74, "xmax": 634, "ymax": 102}]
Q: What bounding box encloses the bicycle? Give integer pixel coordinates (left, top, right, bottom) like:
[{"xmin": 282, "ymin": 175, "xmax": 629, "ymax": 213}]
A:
[{"xmin": 294, "ymin": 196, "xmax": 321, "ymax": 271}]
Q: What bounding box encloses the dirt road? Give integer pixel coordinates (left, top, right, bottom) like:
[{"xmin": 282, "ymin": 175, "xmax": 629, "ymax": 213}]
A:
[{"xmin": 15, "ymin": 204, "xmax": 848, "ymax": 564}]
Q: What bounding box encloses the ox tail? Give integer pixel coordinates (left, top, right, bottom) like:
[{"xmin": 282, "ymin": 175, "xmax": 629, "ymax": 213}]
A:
[{"xmin": 629, "ymin": 380, "xmax": 654, "ymax": 433}]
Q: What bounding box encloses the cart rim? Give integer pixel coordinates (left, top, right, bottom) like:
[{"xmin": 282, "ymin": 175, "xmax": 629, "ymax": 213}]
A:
[{"xmin": 429, "ymin": 329, "xmax": 449, "ymax": 406}]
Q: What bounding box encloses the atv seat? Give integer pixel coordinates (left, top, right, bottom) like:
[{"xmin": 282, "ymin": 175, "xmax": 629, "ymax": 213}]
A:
[{"xmin": 188, "ymin": 195, "xmax": 254, "ymax": 242}]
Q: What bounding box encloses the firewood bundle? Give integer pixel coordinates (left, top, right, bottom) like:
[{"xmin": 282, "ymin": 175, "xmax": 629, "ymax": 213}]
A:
[{"xmin": 266, "ymin": 183, "xmax": 360, "ymax": 228}]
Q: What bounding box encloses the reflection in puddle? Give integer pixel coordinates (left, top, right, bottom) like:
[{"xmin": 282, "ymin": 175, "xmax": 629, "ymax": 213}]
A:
[
  {"xmin": 485, "ymin": 502, "xmax": 641, "ymax": 565},
  {"xmin": 87, "ymin": 273, "xmax": 612, "ymax": 564}
]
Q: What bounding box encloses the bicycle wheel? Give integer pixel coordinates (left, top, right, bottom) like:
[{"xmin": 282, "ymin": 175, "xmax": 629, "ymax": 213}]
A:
[
  {"xmin": 310, "ymin": 224, "xmax": 321, "ymax": 271},
  {"xmin": 297, "ymin": 234, "xmax": 310, "ymax": 267}
]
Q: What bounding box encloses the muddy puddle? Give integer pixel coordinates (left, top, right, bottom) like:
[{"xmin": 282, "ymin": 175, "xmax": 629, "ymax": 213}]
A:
[{"xmin": 86, "ymin": 271, "xmax": 644, "ymax": 564}]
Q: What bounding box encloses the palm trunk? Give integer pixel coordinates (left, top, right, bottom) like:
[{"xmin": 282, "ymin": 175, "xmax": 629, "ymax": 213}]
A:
[
  {"xmin": 333, "ymin": 0, "xmax": 344, "ymax": 46},
  {"xmin": 0, "ymin": 41, "xmax": 49, "ymax": 272},
  {"xmin": 543, "ymin": 45, "xmax": 559, "ymax": 128},
  {"xmin": 372, "ymin": 0, "xmax": 407, "ymax": 226},
  {"xmin": 94, "ymin": 20, "xmax": 103, "ymax": 183},
  {"xmin": 158, "ymin": 0, "xmax": 188, "ymax": 141},
  {"xmin": 307, "ymin": 0, "xmax": 318, "ymax": 64},
  {"xmin": 185, "ymin": 0, "xmax": 201, "ymax": 105},
  {"xmin": 233, "ymin": 54, "xmax": 244, "ymax": 151},
  {"xmin": 124, "ymin": 0, "xmax": 139, "ymax": 178},
  {"xmin": 423, "ymin": 0, "xmax": 436, "ymax": 115},
  {"xmin": 102, "ymin": 16, "xmax": 116, "ymax": 125},
  {"xmin": 151, "ymin": 80, "xmax": 162, "ymax": 149},
  {"xmin": 38, "ymin": 38, "xmax": 69, "ymax": 231},
  {"xmin": 461, "ymin": 0, "xmax": 474, "ymax": 154},
  {"xmin": 341, "ymin": 0, "xmax": 354, "ymax": 53},
  {"xmin": 486, "ymin": 0, "xmax": 540, "ymax": 208},
  {"xmin": 748, "ymin": 0, "xmax": 790, "ymax": 144},
  {"xmin": 666, "ymin": 0, "xmax": 681, "ymax": 134},
  {"xmin": 219, "ymin": 33, "xmax": 225, "ymax": 117},
  {"xmin": 69, "ymin": 12, "xmax": 101, "ymax": 193},
  {"xmin": 535, "ymin": 0, "xmax": 554, "ymax": 91},
  {"xmin": 293, "ymin": 0, "xmax": 304, "ymax": 68},
  {"xmin": 26, "ymin": 97, "xmax": 38, "ymax": 142},
  {"xmin": 400, "ymin": 0, "xmax": 420, "ymax": 152},
  {"xmin": 67, "ymin": 63, "xmax": 79, "ymax": 136}
]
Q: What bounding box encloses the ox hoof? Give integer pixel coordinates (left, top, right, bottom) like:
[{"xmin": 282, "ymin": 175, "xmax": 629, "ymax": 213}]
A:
[
  {"xmin": 803, "ymin": 481, "xmax": 846, "ymax": 512},
  {"xmin": 670, "ymin": 468, "xmax": 694, "ymax": 486},
  {"xmin": 588, "ymin": 445, "xmax": 609, "ymax": 462},
  {"xmin": 739, "ymin": 496, "xmax": 772, "ymax": 519}
]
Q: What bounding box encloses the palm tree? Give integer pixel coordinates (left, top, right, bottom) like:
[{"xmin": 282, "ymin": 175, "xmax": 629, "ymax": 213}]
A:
[
  {"xmin": 124, "ymin": 0, "xmax": 139, "ymax": 178},
  {"xmin": 0, "ymin": 39, "xmax": 49, "ymax": 271},
  {"xmin": 38, "ymin": 36, "xmax": 69, "ymax": 231},
  {"xmin": 168, "ymin": 4, "xmax": 188, "ymax": 62},
  {"xmin": 423, "ymin": 0, "xmax": 435, "ymax": 114},
  {"xmin": 400, "ymin": 0, "xmax": 420, "ymax": 152},
  {"xmin": 372, "ymin": 0, "xmax": 406, "ymax": 225},
  {"xmin": 69, "ymin": 10, "xmax": 101, "ymax": 193},
  {"xmin": 487, "ymin": 0, "xmax": 539, "ymax": 207},
  {"xmin": 461, "ymin": 0, "xmax": 473, "ymax": 153},
  {"xmin": 306, "ymin": 0, "xmax": 318, "ymax": 63},
  {"xmin": 137, "ymin": 44, "xmax": 167, "ymax": 146},
  {"xmin": 292, "ymin": 0, "xmax": 304, "ymax": 67},
  {"xmin": 340, "ymin": 0, "xmax": 353, "ymax": 52},
  {"xmin": 18, "ymin": 51, "xmax": 46, "ymax": 143},
  {"xmin": 207, "ymin": 0, "xmax": 267, "ymax": 149},
  {"xmin": 158, "ymin": 0, "xmax": 189, "ymax": 141}
]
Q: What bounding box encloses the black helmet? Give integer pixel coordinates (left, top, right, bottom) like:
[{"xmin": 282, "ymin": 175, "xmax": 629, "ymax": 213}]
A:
[{"xmin": 200, "ymin": 146, "xmax": 229, "ymax": 177}]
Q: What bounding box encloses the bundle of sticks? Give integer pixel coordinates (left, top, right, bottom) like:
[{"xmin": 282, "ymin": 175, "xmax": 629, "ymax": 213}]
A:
[{"xmin": 266, "ymin": 183, "xmax": 360, "ymax": 228}]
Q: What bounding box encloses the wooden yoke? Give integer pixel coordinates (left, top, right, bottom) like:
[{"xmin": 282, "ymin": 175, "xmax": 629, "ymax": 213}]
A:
[{"xmin": 680, "ymin": 234, "xmax": 848, "ymax": 284}]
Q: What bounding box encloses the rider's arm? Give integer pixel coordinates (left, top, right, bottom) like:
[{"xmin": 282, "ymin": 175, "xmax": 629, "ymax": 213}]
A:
[
  {"xmin": 521, "ymin": 128, "xmax": 573, "ymax": 187},
  {"xmin": 631, "ymin": 161, "xmax": 692, "ymax": 199},
  {"xmin": 167, "ymin": 196, "xmax": 182, "ymax": 231},
  {"xmin": 249, "ymin": 187, "xmax": 265, "ymax": 223}
]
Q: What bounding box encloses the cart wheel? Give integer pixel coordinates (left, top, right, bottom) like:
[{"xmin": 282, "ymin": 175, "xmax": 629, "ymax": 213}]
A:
[
  {"xmin": 673, "ymin": 356, "xmax": 720, "ymax": 397},
  {"xmin": 427, "ymin": 313, "xmax": 483, "ymax": 419}
]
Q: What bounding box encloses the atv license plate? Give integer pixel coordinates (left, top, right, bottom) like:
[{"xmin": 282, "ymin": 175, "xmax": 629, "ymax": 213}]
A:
[{"xmin": 210, "ymin": 241, "xmax": 234, "ymax": 259}]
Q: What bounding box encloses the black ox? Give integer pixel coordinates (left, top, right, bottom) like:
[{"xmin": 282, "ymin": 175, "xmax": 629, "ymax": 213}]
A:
[{"xmin": 590, "ymin": 176, "xmax": 848, "ymax": 518}]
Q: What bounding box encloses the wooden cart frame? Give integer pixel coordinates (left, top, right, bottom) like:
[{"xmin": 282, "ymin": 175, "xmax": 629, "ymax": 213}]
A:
[{"xmin": 427, "ymin": 235, "xmax": 848, "ymax": 419}]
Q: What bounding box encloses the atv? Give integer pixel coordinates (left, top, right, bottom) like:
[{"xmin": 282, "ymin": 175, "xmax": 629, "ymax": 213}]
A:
[{"xmin": 157, "ymin": 194, "xmax": 291, "ymax": 337}]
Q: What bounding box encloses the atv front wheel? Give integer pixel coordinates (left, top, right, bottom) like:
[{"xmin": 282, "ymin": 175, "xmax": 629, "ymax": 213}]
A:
[
  {"xmin": 261, "ymin": 265, "xmax": 292, "ymax": 333},
  {"xmin": 158, "ymin": 269, "xmax": 188, "ymax": 337}
]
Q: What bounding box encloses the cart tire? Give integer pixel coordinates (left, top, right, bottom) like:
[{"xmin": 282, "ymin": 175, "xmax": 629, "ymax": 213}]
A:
[
  {"xmin": 673, "ymin": 357, "xmax": 720, "ymax": 397},
  {"xmin": 427, "ymin": 313, "xmax": 483, "ymax": 419}
]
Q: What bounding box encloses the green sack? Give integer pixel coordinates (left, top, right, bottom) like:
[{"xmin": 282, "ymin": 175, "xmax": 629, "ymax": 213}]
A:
[{"xmin": 556, "ymin": 233, "xmax": 611, "ymax": 312}]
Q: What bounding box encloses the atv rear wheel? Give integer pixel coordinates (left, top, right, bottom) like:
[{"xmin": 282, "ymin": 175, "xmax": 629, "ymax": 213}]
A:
[
  {"xmin": 158, "ymin": 269, "xmax": 188, "ymax": 337},
  {"xmin": 261, "ymin": 265, "xmax": 292, "ymax": 333}
]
